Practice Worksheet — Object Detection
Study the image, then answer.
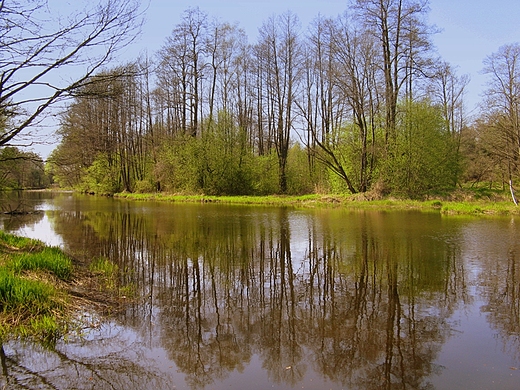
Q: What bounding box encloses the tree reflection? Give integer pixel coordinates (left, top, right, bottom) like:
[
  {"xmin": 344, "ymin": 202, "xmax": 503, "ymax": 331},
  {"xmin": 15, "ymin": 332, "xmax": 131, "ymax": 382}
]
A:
[
  {"xmin": 36, "ymin": 198, "xmax": 470, "ymax": 388},
  {"xmin": 0, "ymin": 334, "xmax": 177, "ymax": 389},
  {"xmin": 478, "ymin": 218, "xmax": 520, "ymax": 362},
  {"xmin": 0, "ymin": 190, "xmax": 46, "ymax": 231}
]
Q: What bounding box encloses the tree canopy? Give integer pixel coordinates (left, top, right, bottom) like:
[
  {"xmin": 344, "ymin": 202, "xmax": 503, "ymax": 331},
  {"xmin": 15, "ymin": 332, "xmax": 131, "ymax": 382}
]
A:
[{"xmin": 7, "ymin": 1, "xmax": 520, "ymax": 200}]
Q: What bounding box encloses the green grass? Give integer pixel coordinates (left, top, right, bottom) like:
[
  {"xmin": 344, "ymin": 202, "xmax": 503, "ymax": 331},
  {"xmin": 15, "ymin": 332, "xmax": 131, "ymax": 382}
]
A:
[
  {"xmin": 9, "ymin": 246, "xmax": 73, "ymax": 280},
  {"xmin": 0, "ymin": 231, "xmax": 72, "ymax": 342},
  {"xmin": 0, "ymin": 266, "xmax": 67, "ymax": 342},
  {"xmin": 115, "ymin": 192, "xmax": 360, "ymax": 207},
  {"xmin": 0, "ymin": 270, "xmax": 56, "ymax": 309},
  {"xmin": 440, "ymin": 201, "xmax": 519, "ymax": 215},
  {"xmin": 89, "ymin": 256, "xmax": 119, "ymax": 291},
  {"xmin": 0, "ymin": 230, "xmax": 43, "ymax": 251},
  {"xmin": 114, "ymin": 191, "xmax": 520, "ymax": 215}
]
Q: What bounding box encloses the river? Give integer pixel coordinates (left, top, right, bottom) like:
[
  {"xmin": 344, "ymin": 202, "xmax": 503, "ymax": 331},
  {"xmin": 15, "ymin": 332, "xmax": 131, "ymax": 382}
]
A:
[{"xmin": 0, "ymin": 191, "xmax": 519, "ymax": 389}]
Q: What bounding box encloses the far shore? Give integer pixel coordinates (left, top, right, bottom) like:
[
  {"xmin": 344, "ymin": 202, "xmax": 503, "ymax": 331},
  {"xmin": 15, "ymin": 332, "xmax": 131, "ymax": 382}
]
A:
[{"xmin": 111, "ymin": 191, "xmax": 520, "ymax": 216}]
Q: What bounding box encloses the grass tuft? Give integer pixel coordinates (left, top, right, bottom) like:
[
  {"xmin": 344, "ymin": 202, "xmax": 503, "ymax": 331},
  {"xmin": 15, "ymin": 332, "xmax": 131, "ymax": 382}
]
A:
[
  {"xmin": 0, "ymin": 230, "xmax": 44, "ymax": 252},
  {"xmin": 0, "ymin": 269, "xmax": 56, "ymax": 309},
  {"xmin": 9, "ymin": 246, "xmax": 73, "ymax": 280},
  {"xmin": 0, "ymin": 231, "xmax": 73, "ymax": 343}
]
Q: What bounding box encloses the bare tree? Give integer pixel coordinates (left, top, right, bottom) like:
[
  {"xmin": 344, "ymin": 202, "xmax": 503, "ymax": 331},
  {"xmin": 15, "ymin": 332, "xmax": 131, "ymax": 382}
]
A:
[
  {"xmin": 299, "ymin": 14, "xmax": 381, "ymax": 194},
  {"xmin": 0, "ymin": 0, "xmax": 143, "ymax": 148},
  {"xmin": 429, "ymin": 62, "xmax": 469, "ymax": 135},
  {"xmin": 482, "ymin": 43, "xmax": 520, "ymax": 203},
  {"xmin": 157, "ymin": 7, "xmax": 208, "ymax": 137},
  {"xmin": 257, "ymin": 11, "xmax": 302, "ymax": 193},
  {"xmin": 299, "ymin": 16, "xmax": 357, "ymax": 193},
  {"xmin": 353, "ymin": 0, "xmax": 432, "ymax": 144}
]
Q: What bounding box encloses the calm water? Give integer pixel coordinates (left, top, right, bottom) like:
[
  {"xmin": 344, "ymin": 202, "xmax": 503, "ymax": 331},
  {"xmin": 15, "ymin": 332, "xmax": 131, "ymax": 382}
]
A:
[{"xmin": 1, "ymin": 191, "xmax": 520, "ymax": 389}]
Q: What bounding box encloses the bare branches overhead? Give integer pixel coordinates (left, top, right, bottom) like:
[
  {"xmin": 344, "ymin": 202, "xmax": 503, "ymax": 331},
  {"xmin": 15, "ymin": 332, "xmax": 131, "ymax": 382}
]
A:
[{"xmin": 0, "ymin": 0, "xmax": 143, "ymax": 147}]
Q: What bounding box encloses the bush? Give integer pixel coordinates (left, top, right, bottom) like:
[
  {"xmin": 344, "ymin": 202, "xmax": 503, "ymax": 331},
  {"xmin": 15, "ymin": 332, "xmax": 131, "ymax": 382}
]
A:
[
  {"xmin": 80, "ymin": 153, "xmax": 121, "ymax": 195},
  {"xmin": 380, "ymin": 101, "xmax": 461, "ymax": 198}
]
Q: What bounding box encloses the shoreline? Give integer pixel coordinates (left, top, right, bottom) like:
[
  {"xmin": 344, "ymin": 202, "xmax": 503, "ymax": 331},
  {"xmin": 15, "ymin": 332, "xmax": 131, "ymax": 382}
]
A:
[
  {"xmin": 0, "ymin": 232, "xmax": 128, "ymax": 344},
  {"xmin": 112, "ymin": 192, "xmax": 520, "ymax": 216}
]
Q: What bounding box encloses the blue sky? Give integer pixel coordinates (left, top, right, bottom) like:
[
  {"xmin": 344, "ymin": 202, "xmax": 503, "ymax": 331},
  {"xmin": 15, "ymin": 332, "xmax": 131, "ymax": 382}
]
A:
[
  {"xmin": 32, "ymin": 0, "xmax": 520, "ymax": 158},
  {"xmin": 132, "ymin": 0, "xmax": 520, "ymax": 114}
]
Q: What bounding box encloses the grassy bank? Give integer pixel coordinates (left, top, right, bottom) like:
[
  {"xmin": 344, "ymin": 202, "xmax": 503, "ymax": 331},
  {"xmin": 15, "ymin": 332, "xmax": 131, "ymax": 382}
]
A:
[
  {"xmin": 0, "ymin": 231, "xmax": 72, "ymax": 342},
  {"xmin": 114, "ymin": 192, "xmax": 520, "ymax": 215},
  {"xmin": 0, "ymin": 231, "xmax": 126, "ymax": 344}
]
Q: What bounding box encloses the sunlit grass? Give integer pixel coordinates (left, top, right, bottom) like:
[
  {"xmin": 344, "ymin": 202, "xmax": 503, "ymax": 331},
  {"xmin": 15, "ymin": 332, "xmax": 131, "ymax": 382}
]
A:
[
  {"xmin": 89, "ymin": 257, "xmax": 118, "ymax": 281},
  {"xmin": 0, "ymin": 230, "xmax": 43, "ymax": 252},
  {"xmin": 0, "ymin": 269, "xmax": 56, "ymax": 309},
  {"xmin": 9, "ymin": 246, "xmax": 73, "ymax": 280},
  {"xmin": 440, "ymin": 201, "xmax": 520, "ymax": 215},
  {"xmin": 0, "ymin": 266, "xmax": 67, "ymax": 342},
  {"xmin": 114, "ymin": 191, "xmax": 520, "ymax": 215},
  {"xmin": 0, "ymin": 231, "xmax": 72, "ymax": 342}
]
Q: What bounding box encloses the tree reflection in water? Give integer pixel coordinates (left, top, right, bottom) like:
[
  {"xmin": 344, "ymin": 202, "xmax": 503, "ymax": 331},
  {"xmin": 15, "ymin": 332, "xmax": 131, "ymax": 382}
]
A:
[
  {"xmin": 0, "ymin": 322, "xmax": 178, "ymax": 389},
  {"xmin": 0, "ymin": 194, "xmax": 492, "ymax": 389},
  {"xmin": 476, "ymin": 218, "xmax": 520, "ymax": 362}
]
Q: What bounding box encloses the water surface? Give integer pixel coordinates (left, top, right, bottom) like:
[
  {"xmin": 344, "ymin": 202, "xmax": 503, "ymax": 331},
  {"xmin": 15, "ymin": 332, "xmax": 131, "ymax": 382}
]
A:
[{"xmin": 1, "ymin": 191, "xmax": 519, "ymax": 389}]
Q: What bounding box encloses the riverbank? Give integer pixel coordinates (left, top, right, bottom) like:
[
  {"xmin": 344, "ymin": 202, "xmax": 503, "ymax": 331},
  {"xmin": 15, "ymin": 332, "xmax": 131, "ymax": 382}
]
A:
[
  {"xmin": 0, "ymin": 231, "xmax": 127, "ymax": 344},
  {"xmin": 113, "ymin": 192, "xmax": 520, "ymax": 215}
]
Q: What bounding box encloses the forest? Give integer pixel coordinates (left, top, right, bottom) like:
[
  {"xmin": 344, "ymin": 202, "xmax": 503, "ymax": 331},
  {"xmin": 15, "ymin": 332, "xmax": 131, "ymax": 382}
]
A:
[{"xmin": 2, "ymin": 1, "xmax": 519, "ymax": 199}]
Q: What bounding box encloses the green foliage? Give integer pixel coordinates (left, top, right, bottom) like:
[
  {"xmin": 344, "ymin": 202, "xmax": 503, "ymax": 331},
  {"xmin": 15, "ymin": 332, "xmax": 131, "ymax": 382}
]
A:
[
  {"xmin": 157, "ymin": 112, "xmax": 280, "ymax": 195},
  {"xmin": 315, "ymin": 120, "xmax": 383, "ymax": 194},
  {"xmin": 46, "ymin": 144, "xmax": 86, "ymax": 189},
  {"xmin": 156, "ymin": 135, "xmax": 201, "ymax": 193},
  {"xmin": 250, "ymin": 152, "xmax": 279, "ymax": 195},
  {"xmin": 196, "ymin": 114, "xmax": 255, "ymax": 195},
  {"xmin": 79, "ymin": 153, "xmax": 121, "ymax": 195},
  {"xmin": 380, "ymin": 101, "xmax": 461, "ymax": 198},
  {"xmin": 0, "ymin": 147, "xmax": 49, "ymax": 190},
  {"xmin": 134, "ymin": 178, "xmax": 157, "ymax": 194},
  {"xmin": 286, "ymin": 144, "xmax": 315, "ymax": 195},
  {"xmin": 327, "ymin": 169, "xmax": 352, "ymax": 194}
]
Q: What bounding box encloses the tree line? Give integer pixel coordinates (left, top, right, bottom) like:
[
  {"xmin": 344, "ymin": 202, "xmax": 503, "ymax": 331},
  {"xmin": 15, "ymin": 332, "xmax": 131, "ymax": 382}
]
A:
[{"xmin": 9, "ymin": 1, "xmax": 520, "ymax": 199}]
